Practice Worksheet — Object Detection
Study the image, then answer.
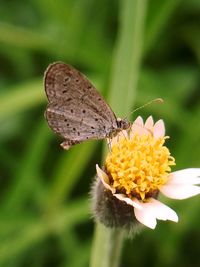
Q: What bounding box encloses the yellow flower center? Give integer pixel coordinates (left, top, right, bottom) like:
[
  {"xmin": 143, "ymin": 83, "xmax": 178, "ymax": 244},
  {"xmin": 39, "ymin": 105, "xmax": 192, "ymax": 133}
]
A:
[{"xmin": 105, "ymin": 133, "xmax": 175, "ymax": 200}]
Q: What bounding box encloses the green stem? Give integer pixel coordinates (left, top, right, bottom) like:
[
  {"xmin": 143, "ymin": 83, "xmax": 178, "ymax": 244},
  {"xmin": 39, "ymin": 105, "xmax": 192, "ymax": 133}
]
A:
[
  {"xmin": 90, "ymin": 223, "xmax": 124, "ymax": 267},
  {"xmin": 90, "ymin": 0, "xmax": 148, "ymax": 266}
]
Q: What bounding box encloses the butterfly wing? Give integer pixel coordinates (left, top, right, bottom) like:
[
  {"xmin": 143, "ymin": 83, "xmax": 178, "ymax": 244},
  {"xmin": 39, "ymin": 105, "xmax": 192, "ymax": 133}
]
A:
[{"xmin": 44, "ymin": 62, "xmax": 117, "ymax": 149}]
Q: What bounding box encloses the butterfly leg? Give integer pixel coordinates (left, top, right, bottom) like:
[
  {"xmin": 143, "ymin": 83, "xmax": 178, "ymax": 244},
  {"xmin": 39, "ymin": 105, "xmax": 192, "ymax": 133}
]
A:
[
  {"xmin": 60, "ymin": 140, "xmax": 80, "ymax": 150},
  {"xmin": 121, "ymin": 130, "xmax": 128, "ymax": 140},
  {"xmin": 107, "ymin": 138, "xmax": 112, "ymax": 152}
]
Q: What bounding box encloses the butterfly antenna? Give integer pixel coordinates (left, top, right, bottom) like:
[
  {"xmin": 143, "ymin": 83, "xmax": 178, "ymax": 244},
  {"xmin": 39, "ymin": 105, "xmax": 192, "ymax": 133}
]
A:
[{"xmin": 125, "ymin": 98, "xmax": 164, "ymax": 119}]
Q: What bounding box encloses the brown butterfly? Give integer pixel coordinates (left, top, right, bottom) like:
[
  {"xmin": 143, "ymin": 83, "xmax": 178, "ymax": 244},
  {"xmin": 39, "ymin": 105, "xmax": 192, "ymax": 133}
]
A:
[{"xmin": 44, "ymin": 62, "xmax": 130, "ymax": 150}]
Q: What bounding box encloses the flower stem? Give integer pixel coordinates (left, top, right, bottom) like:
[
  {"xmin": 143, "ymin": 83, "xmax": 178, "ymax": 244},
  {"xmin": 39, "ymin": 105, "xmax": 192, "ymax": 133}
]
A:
[
  {"xmin": 90, "ymin": 0, "xmax": 148, "ymax": 266},
  {"xmin": 90, "ymin": 223, "xmax": 124, "ymax": 267}
]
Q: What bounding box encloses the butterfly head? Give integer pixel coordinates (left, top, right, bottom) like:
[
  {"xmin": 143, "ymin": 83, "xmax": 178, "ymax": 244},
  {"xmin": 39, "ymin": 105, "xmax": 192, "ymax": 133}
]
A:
[{"xmin": 116, "ymin": 118, "xmax": 131, "ymax": 131}]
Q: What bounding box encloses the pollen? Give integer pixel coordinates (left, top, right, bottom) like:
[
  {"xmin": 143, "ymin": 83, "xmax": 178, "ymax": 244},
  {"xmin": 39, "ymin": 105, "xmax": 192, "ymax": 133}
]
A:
[{"xmin": 105, "ymin": 133, "xmax": 175, "ymax": 201}]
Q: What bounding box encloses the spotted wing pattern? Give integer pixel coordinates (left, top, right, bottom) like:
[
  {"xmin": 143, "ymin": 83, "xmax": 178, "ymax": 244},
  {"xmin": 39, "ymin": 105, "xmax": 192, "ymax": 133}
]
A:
[{"xmin": 44, "ymin": 62, "xmax": 118, "ymax": 149}]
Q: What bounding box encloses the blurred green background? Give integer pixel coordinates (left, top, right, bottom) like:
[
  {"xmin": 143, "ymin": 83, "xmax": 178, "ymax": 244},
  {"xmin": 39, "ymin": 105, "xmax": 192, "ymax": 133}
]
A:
[{"xmin": 0, "ymin": 0, "xmax": 200, "ymax": 266}]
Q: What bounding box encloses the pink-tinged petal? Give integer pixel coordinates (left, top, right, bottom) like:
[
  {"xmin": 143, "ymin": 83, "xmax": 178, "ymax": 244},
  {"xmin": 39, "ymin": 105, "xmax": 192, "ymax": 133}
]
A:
[
  {"xmin": 160, "ymin": 184, "xmax": 200, "ymax": 200},
  {"xmin": 96, "ymin": 165, "xmax": 116, "ymax": 193},
  {"xmin": 169, "ymin": 169, "xmax": 200, "ymax": 185},
  {"xmin": 134, "ymin": 206, "xmax": 157, "ymax": 229},
  {"xmin": 145, "ymin": 116, "xmax": 154, "ymax": 129},
  {"xmin": 113, "ymin": 194, "xmax": 142, "ymax": 210},
  {"xmin": 153, "ymin": 119, "xmax": 165, "ymax": 138},
  {"xmin": 149, "ymin": 199, "xmax": 178, "ymax": 222},
  {"xmin": 133, "ymin": 116, "xmax": 144, "ymax": 126},
  {"xmin": 131, "ymin": 116, "xmax": 147, "ymax": 136}
]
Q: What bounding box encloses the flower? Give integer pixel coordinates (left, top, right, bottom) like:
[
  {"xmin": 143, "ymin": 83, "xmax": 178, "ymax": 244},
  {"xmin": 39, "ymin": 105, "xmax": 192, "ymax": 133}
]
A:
[{"xmin": 96, "ymin": 116, "xmax": 200, "ymax": 230}]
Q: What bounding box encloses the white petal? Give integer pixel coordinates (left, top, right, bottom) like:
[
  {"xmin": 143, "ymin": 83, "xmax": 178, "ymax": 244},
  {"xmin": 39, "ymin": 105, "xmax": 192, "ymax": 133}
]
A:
[
  {"xmin": 169, "ymin": 169, "xmax": 200, "ymax": 185},
  {"xmin": 145, "ymin": 116, "xmax": 154, "ymax": 129},
  {"xmin": 153, "ymin": 119, "xmax": 165, "ymax": 138},
  {"xmin": 134, "ymin": 205, "xmax": 157, "ymax": 229},
  {"xmin": 148, "ymin": 199, "xmax": 178, "ymax": 222},
  {"xmin": 113, "ymin": 194, "xmax": 142, "ymax": 209},
  {"xmin": 160, "ymin": 184, "xmax": 200, "ymax": 199},
  {"xmin": 96, "ymin": 164, "xmax": 115, "ymax": 193},
  {"xmin": 134, "ymin": 198, "xmax": 178, "ymax": 229}
]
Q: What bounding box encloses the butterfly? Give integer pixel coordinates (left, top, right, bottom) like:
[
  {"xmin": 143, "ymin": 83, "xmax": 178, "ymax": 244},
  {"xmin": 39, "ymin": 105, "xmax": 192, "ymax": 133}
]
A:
[{"xmin": 44, "ymin": 62, "xmax": 130, "ymax": 150}]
